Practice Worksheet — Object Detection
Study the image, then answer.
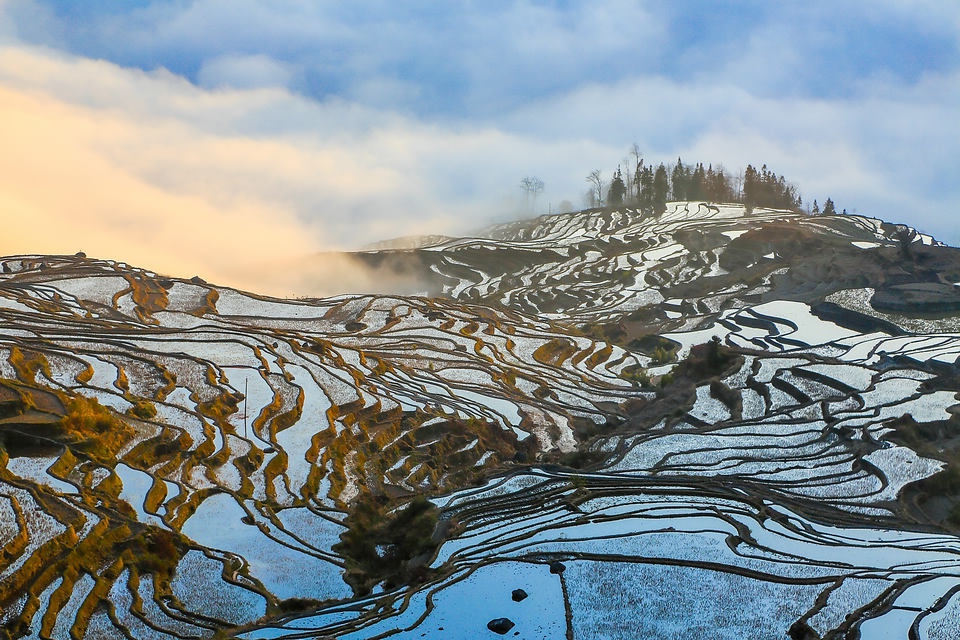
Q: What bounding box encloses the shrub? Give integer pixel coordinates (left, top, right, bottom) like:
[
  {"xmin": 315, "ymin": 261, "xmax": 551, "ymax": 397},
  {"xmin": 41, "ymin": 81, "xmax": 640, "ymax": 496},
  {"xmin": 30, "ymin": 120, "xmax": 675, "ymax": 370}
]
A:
[
  {"xmin": 333, "ymin": 495, "xmax": 440, "ymax": 596},
  {"xmin": 127, "ymin": 528, "xmax": 183, "ymax": 581},
  {"xmin": 651, "ymin": 345, "xmax": 674, "ymax": 365},
  {"xmin": 620, "ymin": 366, "xmax": 650, "ymax": 387},
  {"xmin": 127, "ymin": 400, "xmax": 157, "ymax": 420},
  {"xmin": 58, "ymin": 395, "xmax": 133, "ymax": 459}
]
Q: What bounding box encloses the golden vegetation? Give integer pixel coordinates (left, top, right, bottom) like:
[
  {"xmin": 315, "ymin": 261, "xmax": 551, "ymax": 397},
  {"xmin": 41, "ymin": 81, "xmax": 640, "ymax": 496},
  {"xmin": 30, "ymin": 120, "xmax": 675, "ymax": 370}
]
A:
[{"xmin": 57, "ymin": 395, "xmax": 134, "ymax": 461}]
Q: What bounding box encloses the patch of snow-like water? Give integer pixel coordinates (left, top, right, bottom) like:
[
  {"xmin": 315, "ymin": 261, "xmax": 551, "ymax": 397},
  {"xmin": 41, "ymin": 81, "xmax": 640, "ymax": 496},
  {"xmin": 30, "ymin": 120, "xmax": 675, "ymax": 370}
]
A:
[
  {"xmin": 171, "ymin": 550, "xmax": 267, "ymax": 625},
  {"xmin": 346, "ymin": 561, "xmax": 566, "ymax": 640},
  {"xmin": 919, "ymin": 587, "xmax": 960, "ymax": 639},
  {"xmin": 115, "ymin": 463, "xmax": 165, "ymax": 527},
  {"xmin": 689, "ymin": 384, "xmax": 732, "ymax": 423},
  {"xmin": 48, "ymin": 276, "xmax": 128, "ymax": 306},
  {"xmin": 858, "ymin": 577, "xmax": 960, "ymax": 639},
  {"xmin": 75, "ymin": 353, "xmax": 120, "ymax": 390},
  {"xmin": 22, "ymin": 577, "xmax": 60, "ymax": 638},
  {"xmin": 752, "ymin": 300, "xmax": 860, "ymax": 346},
  {"xmin": 565, "ymin": 560, "xmax": 822, "ymax": 640},
  {"xmin": 275, "ymin": 507, "xmax": 346, "ymax": 554},
  {"xmin": 181, "ymin": 493, "xmax": 350, "ymax": 602},
  {"xmin": 4, "ymin": 455, "xmax": 76, "ymax": 494},
  {"xmin": 862, "ymin": 446, "xmax": 944, "ymax": 502},
  {"xmin": 214, "ymin": 288, "xmax": 323, "ymax": 319},
  {"xmin": 0, "ymin": 484, "xmax": 67, "ymax": 581},
  {"xmin": 274, "ymin": 363, "xmax": 332, "ymax": 496},
  {"xmin": 0, "ymin": 295, "xmax": 36, "ymax": 314},
  {"xmin": 49, "ymin": 573, "xmax": 96, "ymax": 640},
  {"xmin": 722, "ymin": 229, "xmax": 749, "ymax": 240}
]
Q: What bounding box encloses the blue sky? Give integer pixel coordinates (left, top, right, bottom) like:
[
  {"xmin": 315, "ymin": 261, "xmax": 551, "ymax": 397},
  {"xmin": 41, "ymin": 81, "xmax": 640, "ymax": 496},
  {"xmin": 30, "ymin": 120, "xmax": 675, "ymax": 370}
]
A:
[
  {"xmin": 19, "ymin": 2, "xmax": 959, "ymax": 115},
  {"xmin": 1, "ymin": 1, "xmax": 958, "ymax": 292}
]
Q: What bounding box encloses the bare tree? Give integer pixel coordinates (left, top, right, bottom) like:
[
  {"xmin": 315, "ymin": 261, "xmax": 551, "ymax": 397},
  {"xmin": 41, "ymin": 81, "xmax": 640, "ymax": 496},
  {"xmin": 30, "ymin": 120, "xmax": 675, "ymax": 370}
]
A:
[
  {"xmin": 628, "ymin": 143, "xmax": 643, "ymax": 202},
  {"xmin": 520, "ymin": 176, "xmax": 545, "ymax": 212},
  {"xmin": 586, "ymin": 170, "xmax": 603, "ymax": 206}
]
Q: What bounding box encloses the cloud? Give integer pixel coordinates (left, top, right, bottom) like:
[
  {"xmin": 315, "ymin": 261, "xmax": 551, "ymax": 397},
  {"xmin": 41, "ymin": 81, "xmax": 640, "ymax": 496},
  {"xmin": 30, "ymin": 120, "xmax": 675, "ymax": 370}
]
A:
[
  {"xmin": 197, "ymin": 53, "xmax": 293, "ymax": 90},
  {"xmin": 0, "ymin": 44, "xmax": 620, "ymax": 296},
  {"xmin": 7, "ymin": 0, "xmax": 668, "ymax": 115}
]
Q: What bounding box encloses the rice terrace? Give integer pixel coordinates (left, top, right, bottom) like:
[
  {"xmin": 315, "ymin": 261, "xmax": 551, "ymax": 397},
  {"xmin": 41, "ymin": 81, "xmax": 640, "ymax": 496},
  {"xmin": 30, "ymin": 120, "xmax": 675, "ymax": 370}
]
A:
[
  {"xmin": 2, "ymin": 2, "xmax": 959, "ymax": 639},
  {"xmin": 3, "ymin": 199, "xmax": 960, "ymax": 638}
]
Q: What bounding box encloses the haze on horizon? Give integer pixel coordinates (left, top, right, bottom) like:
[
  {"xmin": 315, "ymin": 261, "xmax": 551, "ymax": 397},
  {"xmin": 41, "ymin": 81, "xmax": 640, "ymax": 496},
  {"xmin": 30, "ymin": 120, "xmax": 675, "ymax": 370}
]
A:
[{"xmin": 1, "ymin": 0, "xmax": 958, "ymax": 296}]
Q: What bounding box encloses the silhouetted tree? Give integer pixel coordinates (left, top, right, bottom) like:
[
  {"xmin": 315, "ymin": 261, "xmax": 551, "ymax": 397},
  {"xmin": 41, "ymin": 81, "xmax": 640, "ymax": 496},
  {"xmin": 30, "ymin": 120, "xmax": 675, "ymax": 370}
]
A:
[
  {"xmin": 743, "ymin": 165, "xmax": 758, "ymax": 212},
  {"xmin": 520, "ymin": 176, "xmax": 544, "ymax": 213},
  {"xmin": 689, "ymin": 163, "xmax": 707, "ymax": 200},
  {"xmin": 637, "ymin": 165, "xmax": 654, "ymax": 215},
  {"xmin": 628, "ymin": 144, "xmax": 643, "ymax": 202},
  {"xmin": 653, "ymin": 164, "xmax": 669, "ymax": 215},
  {"xmin": 893, "ymin": 224, "xmax": 917, "ymax": 261},
  {"xmin": 822, "ymin": 198, "xmax": 836, "ymax": 216},
  {"xmin": 608, "ymin": 166, "xmax": 626, "ymax": 206},
  {"xmin": 671, "ymin": 158, "xmax": 689, "ymax": 201},
  {"xmin": 586, "ymin": 170, "xmax": 603, "ymax": 206}
]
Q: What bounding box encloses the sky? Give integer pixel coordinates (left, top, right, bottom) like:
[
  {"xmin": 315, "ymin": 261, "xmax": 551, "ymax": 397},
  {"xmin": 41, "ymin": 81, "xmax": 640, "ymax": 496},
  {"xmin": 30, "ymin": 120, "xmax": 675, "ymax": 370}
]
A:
[{"xmin": 1, "ymin": 1, "xmax": 958, "ymax": 295}]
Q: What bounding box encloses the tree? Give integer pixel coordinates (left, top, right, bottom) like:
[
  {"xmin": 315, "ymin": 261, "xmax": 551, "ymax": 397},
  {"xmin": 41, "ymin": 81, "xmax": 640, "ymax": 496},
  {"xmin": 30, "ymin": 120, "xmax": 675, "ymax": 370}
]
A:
[
  {"xmin": 520, "ymin": 176, "xmax": 544, "ymax": 213},
  {"xmin": 743, "ymin": 165, "xmax": 758, "ymax": 212},
  {"xmin": 608, "ymin": 166, "xmax": 626, "ymax": 206},
  {"xmin": 653, "ymin": 164, "xmax": 669, "ymax": 215},
  {"xmin": 811, "ymin": 199, "xmax": 820, "ymax": 215},
  {"xmin": 637, "ymin": 165, "xmax": 654, "ymax": 215},
  {"xmin": 629, "ymin": 144, "xmax": 643, "ymax": 203},
  {"xmin": 586, "ymin": 170, "xmax": 603, "ymax": 206},
  {"xmin": 893, "ymin": 224, "xmax": 917, "ymax": 261},
  {"xmin": 671, "ymin": 158, "xmax": 688, "ymax": 200},
  {"xmin": 822, "ymin": 198, "xmax": 836, "ymax": 216},
  {"xmin": 689, "ymin": 163, "xmax": 706, "ymax": 201}
]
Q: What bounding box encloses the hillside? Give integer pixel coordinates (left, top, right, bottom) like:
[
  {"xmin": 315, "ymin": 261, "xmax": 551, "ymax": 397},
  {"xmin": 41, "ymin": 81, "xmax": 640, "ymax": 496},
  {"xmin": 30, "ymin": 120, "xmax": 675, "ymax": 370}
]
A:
[{"xmin": 3, "ymin": 203, "xmax": 960, "ymax": 639}]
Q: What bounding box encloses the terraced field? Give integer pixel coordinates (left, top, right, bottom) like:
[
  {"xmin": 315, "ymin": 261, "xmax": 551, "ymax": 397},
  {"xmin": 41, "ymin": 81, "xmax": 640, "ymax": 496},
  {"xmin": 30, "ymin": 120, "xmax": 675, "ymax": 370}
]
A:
[
  {"xmin": 392, "ymin": 202, "xmax": 952, "ymax": 328},
  {"xmin": 3, "ymin": 202, "xmax": 960, "ymax": 639}
]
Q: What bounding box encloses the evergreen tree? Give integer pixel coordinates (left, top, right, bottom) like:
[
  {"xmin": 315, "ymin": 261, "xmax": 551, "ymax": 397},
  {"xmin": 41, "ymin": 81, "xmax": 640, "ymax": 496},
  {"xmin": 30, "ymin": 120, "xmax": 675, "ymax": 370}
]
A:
[
  {"xmin": 633, "ymin": 159, "xmax": 644, "ymax": 205},
  {"xmin": 608, "ymin": 166, "xmax": 626, "ymax": 206},
  {"xmin": 653, "ymin": 164, "xmax": 669, "ymax": 215},
  {"xmin": 671, "ymin": 159, "xmax": 688, "ymax": 201},
  {"xmin": 822, "ymin": 198, "xmax": 836, "ymax": 215},
  {"xmin": 637, "ymin": 165, "xmax": 654, "ymax": 215},
  {"xmin": 743, "ymin": 165, "xmax": 758, "ymax": 212},
  {"xmin": 811, "ymin": 200, "xmax": 820, "ymax": 215},
  {"xmin": 690, "ymin": 163, "xmax": 706, "ymax": 201}
]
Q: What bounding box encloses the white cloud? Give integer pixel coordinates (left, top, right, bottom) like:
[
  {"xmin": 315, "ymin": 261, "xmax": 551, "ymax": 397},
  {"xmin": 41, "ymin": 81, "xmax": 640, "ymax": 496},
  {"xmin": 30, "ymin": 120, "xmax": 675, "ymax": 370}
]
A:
[
  {"xmin": 0, "ymin": 44, "xmax": 619, "ymax": 295},
  {"xmin": 197, "ymin": 53, "xmax": 293, "ymax": 89}
]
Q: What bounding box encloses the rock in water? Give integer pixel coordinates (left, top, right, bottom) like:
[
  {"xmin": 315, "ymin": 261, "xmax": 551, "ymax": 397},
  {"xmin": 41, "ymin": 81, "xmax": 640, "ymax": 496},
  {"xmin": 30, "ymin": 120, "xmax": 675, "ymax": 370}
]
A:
[
  {"xmin": 487, "ymin": 618, "xmax": 515, "ymax": 634},
  {"xmin": 511, "ymin": 589, "xmax": 528, "ymax": 602}
]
